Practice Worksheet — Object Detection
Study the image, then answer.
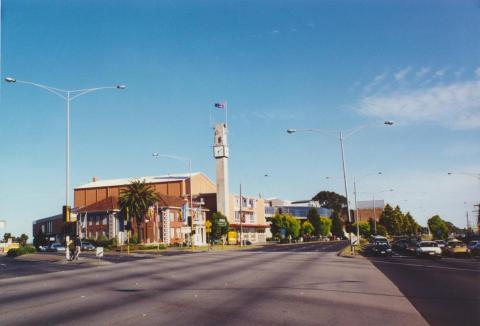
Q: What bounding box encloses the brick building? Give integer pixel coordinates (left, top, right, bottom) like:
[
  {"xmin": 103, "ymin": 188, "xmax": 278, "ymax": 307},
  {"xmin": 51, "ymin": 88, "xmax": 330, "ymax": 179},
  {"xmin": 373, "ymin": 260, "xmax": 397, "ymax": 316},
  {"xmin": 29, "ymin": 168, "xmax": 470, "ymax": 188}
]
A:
[
  {"xmin": 354, "ymin": 200, "xmax": 385, "ymax": 223},
  {"xmin": 33, "ymin": 173, "xmax": 214, "ymax": 245}
]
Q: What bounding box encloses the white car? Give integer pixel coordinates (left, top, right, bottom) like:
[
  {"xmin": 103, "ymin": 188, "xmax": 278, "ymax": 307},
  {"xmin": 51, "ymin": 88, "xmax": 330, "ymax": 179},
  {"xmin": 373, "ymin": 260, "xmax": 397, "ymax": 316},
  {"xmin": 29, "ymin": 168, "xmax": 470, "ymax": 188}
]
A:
[
  {"xmin": 416, "ymin": 241, "xmax": 442, "ymax": 258},
  {"xmin": 48, "ymin": 243, "xmax": 66, "ymax": 252}
]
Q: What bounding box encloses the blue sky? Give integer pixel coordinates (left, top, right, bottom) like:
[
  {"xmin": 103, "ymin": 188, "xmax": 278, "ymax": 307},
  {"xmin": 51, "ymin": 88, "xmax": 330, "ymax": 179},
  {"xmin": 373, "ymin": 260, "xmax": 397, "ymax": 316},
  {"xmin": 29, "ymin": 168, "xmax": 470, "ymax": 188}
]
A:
[{"xmin": 1, "ymin": 0, "xmax": 479, "ymax": 237}]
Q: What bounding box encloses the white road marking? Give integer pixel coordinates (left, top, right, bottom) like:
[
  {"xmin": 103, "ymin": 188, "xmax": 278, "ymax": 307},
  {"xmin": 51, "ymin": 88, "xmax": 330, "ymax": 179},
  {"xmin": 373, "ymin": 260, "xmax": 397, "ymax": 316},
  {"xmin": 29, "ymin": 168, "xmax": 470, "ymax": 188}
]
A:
[{"xmin": 371, "ymin": 259, "xmax": 480, "ymax": 272}]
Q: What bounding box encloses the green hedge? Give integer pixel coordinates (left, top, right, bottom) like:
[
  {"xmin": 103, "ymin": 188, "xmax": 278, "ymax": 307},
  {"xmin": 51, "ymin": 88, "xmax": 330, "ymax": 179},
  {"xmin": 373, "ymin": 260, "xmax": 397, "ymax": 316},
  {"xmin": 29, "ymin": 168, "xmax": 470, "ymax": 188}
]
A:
[
  {"xmin": 7, "ymin": 245, "xmax": 37, "ymax": 257},
  {"xmin": 137, "ymin": 244, "xmax": 167, "ymax": 250}
]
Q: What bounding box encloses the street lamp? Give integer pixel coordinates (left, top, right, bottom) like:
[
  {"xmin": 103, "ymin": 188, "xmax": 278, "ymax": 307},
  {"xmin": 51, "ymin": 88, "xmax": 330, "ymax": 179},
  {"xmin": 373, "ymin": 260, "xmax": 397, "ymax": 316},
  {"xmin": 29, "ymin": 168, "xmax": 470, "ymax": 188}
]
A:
[
  {"xmin": 287, "ymin": 122, "xmax": 393, "ymax": 251},
  {"xmin": 5, "ymin": 77, "xmax": 125, "ymax": 259},
  {"xmin": 152, "ymin": 153, "xmax": 194, "ymax": 246},
  {"xmin": 447, "ymin": 172, "xmax": 480, "ymax": 181}
]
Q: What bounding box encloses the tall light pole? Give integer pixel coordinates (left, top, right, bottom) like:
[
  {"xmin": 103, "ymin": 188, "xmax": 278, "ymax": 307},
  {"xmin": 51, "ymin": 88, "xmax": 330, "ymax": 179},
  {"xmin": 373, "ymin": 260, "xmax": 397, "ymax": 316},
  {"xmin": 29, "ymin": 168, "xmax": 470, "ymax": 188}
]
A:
[
  {"xmin": 5, "ymin": 77, "xmax": 125, "ymax": 260},
  {"xmin": 152, "ymin": 153, "xmax": 193, "ymax": 247},
  {"xmin": 287, "ymin": 121, "xmax": 393, "ymax": 251}
]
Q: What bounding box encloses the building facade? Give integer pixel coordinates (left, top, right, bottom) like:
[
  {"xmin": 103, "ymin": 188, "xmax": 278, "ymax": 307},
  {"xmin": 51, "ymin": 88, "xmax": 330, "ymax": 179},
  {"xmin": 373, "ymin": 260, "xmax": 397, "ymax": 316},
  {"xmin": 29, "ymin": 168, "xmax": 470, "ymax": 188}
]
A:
[
  {"xmin": 33, "ymin": 173, "xmax": 214, "ymax": 246},
  {"xmin": 354, "ymin": 200, "xmax": 385, "ymax": 223}
]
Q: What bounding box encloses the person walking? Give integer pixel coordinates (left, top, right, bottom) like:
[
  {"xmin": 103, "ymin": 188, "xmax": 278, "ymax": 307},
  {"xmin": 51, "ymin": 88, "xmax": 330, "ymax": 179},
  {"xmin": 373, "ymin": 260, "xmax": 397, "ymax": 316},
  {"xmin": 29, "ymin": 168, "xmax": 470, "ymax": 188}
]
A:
[{"xmin": 73, "ymin": 236, "xmax": 82, "ymax": 261}]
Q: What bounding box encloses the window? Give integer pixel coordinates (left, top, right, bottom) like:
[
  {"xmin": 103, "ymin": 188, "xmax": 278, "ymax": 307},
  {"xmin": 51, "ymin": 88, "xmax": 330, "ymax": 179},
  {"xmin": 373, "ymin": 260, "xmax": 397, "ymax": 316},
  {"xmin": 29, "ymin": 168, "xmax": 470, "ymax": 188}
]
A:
[
  {"xmin": 96, "ymin": 217, "xmax": 99, "ymax": 225},
  {"xmin": 41, "ymin": 225, "xmax": 45, "ymax": 233},
  {"xmin": 235, "ymin": 211, "xmax": 240, "ymax": 223},
  {"xmin": 102, "ymin": 217, "xmax": 107, "ymax": 225},
  {"xmin": 88, "ymin": 219, "xmax": 92, "ymax": 226}
]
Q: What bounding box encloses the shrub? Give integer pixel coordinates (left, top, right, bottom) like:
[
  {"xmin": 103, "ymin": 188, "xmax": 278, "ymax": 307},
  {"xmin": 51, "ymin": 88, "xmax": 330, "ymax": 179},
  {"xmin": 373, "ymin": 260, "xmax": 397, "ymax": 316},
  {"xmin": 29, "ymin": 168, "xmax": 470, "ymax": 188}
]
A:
[
  {"xmin": 130, "ymin": 232, "xmax": 139, "ymax": 244},
  {"xmin": 7, "ymin": 245, "xmax": 36, "ymax": 257},
  {"xmin": 138, "ymin": 244, "xmax": 167, "ymax": 250}
]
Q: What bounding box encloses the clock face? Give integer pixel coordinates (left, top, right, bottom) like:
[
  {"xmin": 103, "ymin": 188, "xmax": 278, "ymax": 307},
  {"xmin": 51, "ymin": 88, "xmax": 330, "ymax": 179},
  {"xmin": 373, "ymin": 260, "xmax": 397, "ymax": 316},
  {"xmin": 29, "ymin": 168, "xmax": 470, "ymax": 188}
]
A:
[{"xmin": 214, "ymin": 146, "xmax": 224, "ymax": 158}]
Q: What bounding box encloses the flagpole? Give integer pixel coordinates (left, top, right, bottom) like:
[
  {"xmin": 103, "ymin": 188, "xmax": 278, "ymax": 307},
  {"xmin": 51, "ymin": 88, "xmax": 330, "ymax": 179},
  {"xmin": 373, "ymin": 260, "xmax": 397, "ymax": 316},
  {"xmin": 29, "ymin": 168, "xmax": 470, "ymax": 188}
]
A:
[{"xmin": 225, "ymin": 101, "xmax": 228, "ymax": 127}]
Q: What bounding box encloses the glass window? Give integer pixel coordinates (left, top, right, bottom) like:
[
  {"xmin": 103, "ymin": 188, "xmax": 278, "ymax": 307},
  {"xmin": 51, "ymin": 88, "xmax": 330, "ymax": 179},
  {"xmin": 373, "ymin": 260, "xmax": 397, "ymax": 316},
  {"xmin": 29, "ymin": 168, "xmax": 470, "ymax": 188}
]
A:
[{"xmin": 102, "ymin": 217, "xmax": 107, "ymax": 225}]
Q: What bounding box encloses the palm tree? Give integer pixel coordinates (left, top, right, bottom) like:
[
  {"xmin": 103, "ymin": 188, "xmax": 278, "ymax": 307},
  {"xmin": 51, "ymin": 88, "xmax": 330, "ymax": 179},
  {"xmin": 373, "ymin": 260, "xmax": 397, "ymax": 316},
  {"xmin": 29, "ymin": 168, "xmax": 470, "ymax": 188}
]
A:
[{"xmin": 118, "ymin": 179, "xmax": 159, "ymax": 243}]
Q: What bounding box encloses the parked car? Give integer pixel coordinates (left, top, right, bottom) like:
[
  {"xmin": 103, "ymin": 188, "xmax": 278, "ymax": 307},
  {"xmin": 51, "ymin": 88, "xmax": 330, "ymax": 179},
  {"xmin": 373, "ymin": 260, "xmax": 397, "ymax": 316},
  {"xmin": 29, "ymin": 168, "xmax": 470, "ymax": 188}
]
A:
[
  {"xmin": 370, "ymin": 235, "xmax": 389, "ymax": 245},
  {"xmin": 81, "ymin": 241, "xmax": 96, "ymax": 251},
  {"xmin": 38, "ymin": 245, "xmax": 48, "ymax": 252},
  {"xmin": 467, "ymin": 240, "xmax": 479, "ymax": 252},
  {"xmin": 445, "ymin": 239, "xmax": 469, "ymax": 257},
  {"xmin": 470, "ymin": 242, "xmax": 480, "ymax": 257},
  {"xmin": 48, "ymin": 243, "xmax": 66, "ymax": 252},
  {"xmin": 371, "ymin": 243, "xmax": 393, "ymax": 256},
  {"xmin": 415, "ymin": 241, "xmax": 442, "ymax": 258},
  {"xmin": 435, "ymin": 240, "xmax": 446, "ymax": 250}
]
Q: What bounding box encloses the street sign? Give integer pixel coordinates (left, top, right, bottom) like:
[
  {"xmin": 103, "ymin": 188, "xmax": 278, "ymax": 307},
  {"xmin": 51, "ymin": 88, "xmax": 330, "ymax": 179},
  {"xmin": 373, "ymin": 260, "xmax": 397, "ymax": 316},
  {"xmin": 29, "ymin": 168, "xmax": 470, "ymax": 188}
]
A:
[
  {"xmin": 217, "ymin": 219, "xmax": 226, "ymax": 227},
  {"xmin": 96, "ymin": 247, "xmax": 104, "ymax": 258}
]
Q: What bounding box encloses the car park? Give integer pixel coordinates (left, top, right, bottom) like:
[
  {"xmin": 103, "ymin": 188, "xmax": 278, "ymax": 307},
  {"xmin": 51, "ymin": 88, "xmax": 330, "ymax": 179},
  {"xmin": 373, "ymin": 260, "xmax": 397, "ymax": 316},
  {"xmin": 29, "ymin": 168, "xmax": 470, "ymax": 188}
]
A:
[
  {"xmin": 445, "ymin": 239, "xmax": 469, "ymax": 257},
  {"xmin": 415, "ymin": 241, "xmax": 442, "ymax": 258}
]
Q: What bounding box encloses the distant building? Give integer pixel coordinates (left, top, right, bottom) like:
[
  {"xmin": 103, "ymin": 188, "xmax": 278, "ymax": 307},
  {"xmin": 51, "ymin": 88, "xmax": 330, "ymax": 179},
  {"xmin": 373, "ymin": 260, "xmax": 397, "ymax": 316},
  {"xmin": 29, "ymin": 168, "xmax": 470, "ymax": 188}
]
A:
[
  {"xmin": 201, "ymin": 193, "xmax": 269, "ymax": 244},
  {"xmin": 265, "ymin": 198, "xmax": 332, "ymax": 220},
  {"xmin": 354, "ymin": 200, "xmax": 385, "ymax": 223}
]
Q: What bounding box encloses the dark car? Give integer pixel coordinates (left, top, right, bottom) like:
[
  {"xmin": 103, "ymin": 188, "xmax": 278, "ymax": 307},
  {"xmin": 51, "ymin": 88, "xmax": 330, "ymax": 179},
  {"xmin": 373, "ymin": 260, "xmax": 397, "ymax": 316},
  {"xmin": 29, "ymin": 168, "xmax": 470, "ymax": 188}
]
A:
[
  {"xmin": 371, "ymin": 243, "xmax": 393, "ymax": 256},
  {"xmin": 81, "ymin": 241, "xmax": 95, "ymax": 251}
]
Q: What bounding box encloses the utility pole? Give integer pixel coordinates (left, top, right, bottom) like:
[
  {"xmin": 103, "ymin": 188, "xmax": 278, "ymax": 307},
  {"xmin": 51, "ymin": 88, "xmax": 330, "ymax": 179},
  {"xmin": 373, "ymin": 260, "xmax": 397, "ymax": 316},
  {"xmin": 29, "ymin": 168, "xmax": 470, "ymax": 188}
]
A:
[{"xmin": 240, "ymin": 183, "xmax": 243, "ymax": 247}]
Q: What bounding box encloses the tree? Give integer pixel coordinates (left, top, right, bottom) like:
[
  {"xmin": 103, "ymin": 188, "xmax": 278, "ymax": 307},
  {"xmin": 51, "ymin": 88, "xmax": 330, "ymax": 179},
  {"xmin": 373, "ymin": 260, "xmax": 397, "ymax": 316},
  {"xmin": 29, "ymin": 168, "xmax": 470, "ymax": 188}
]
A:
[
  {"xmin": 301, "ymin": 221, "xmax": 315, "ymax": 237},
  {"xmin": 118, "ymin": 179, "xmax": 159, "ymax": 243},
  {"xmin": 211, "ymin": 212, "xmax": 229, "ymax": 242},
  {"xmin": 312, "ymin": 191, "xmax": 346, "ymax": 213},
  {"xmin": 270, "ymin": 213, "xmax": 301, "ymax": 240},
  {"xmin": 376, "ymin": 224, "xmax": 387, "ymax": 236},
  {"xmin": 428, "ymin": 215, "xmax": 448, "ymax": 240},
  {"xmin": 353, "ymin": 221, "xmax": 371, "ymax": 237},
  {"xmin": 379, "ymin": 204, "xmax": 395, "ymax": 235},
  {"xmin": 16, "ymin": 234, "xmax": 29, "ymax": 246},
  {"xmin": 307, "ymin": 208, "xmax": 321, "ymax": 236},
  {"xmin": 3, "ymin": 233, "xmax": 12, "ymax": 242},
  {"xmin": 317, "ymin": 217, "xmax": 332, "ymax": 237},
  {"xmin": 33, "ymin": 231, "xmax": 48, "ymax": 249},
  {"xmin": 331, "ymin": 210, "xmax": 343, "ymax": 238}
]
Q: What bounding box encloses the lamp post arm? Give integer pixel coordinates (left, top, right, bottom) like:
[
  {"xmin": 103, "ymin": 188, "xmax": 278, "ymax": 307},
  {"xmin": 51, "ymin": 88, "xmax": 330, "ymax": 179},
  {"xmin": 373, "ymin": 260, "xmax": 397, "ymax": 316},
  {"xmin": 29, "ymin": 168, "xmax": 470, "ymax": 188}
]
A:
[
  {"xmin": 295, "ymin": 128, "xmax": 338, "ymax": 138},
  {"xmin": 343, "ymin": 124, "xmax": 371, "ymax": 139},
  {"xmin": 15, "ymin": 80, "xmax": 67, "ymax": 99},
  {"xmin": 69, "ymin": 86, "xmax": 119, "ymax": 100}
]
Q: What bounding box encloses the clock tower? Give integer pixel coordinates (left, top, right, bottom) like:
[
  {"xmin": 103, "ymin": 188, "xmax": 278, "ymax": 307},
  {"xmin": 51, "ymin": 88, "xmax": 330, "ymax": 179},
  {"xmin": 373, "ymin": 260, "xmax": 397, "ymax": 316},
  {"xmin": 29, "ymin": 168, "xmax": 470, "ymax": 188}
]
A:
[{"xmin": 213, "ymin": 123, "xmax": 229, "ymax": 218}]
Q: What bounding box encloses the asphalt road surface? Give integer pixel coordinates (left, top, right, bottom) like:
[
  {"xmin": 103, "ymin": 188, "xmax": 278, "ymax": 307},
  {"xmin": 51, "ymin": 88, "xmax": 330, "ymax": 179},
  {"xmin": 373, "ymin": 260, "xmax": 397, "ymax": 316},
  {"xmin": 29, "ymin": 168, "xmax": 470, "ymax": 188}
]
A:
[
  {"xmin": 0, "ymin": 241, "xmax": 428, "ymax": 326},
  {"xmin": 369, "ymin": 254, "xmax": 480, "ymax": 326}
]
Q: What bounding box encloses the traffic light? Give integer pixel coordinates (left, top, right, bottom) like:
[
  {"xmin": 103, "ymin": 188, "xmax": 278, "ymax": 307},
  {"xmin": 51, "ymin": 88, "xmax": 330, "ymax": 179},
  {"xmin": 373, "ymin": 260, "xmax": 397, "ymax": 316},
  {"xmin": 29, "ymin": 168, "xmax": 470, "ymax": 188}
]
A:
[{"xmin": 63, "ymin": 205, "xmax": 71, "ymax": 223}]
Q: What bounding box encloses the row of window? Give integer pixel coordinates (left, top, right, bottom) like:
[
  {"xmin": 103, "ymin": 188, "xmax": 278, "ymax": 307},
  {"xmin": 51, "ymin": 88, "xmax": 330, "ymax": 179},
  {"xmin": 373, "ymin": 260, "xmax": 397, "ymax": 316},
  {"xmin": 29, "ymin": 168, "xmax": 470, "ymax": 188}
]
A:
[
  {"xmin": 235, "ymin": 197, "xmax": 256, "ymax": 209},
  {"xmin": 234, "ymin": 211, "xmax": 257, "ymax": 224}
]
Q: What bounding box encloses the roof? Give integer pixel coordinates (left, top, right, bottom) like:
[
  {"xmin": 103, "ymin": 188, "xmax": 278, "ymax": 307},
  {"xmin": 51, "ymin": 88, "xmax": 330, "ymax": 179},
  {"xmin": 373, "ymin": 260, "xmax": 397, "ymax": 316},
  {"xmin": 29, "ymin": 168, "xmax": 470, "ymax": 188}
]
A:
[
  {"xmin": 76, "ymin": 196, "xmax": 119, "ymax": 213},
  {"xmin": 157, "ymin": 194, "xmax": 187, "ymax": 208},
  {"xmin": 75, "ymin": 172, "xmax": 202, "ymax": 190}
]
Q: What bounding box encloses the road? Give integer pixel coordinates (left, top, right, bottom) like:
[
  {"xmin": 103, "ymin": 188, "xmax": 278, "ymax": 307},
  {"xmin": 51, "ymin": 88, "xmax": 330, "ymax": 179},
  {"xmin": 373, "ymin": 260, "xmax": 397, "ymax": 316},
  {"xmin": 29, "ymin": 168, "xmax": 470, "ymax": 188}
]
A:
[
  {"xmin": 369, "ymin": 253, "xmax": 480, "ymax": 326},
  {"xmin": 0, "ymin": 241, "xmax": 427, "ymax": 325}
]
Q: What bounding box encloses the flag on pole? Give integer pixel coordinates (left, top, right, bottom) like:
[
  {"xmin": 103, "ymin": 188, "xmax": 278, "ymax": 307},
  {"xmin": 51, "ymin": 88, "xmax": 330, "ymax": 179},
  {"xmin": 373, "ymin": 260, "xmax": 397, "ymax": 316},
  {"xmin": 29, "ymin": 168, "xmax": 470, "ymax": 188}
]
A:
[
  {"xmin": 182, "ymin": 203, "xmax": 189, "ymax": 224},
  {"xmin": 214, "ymin": 102, "xmax": 226, "ymax": 109}
]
